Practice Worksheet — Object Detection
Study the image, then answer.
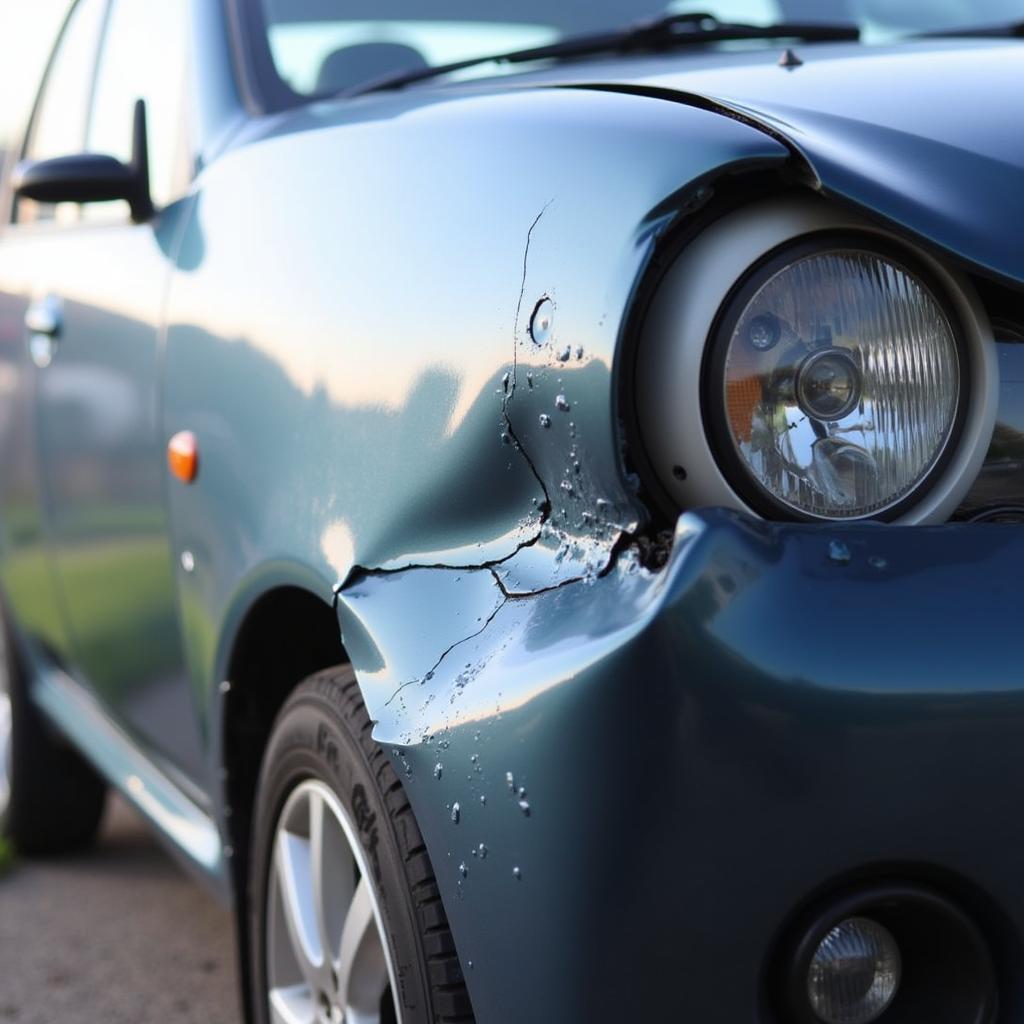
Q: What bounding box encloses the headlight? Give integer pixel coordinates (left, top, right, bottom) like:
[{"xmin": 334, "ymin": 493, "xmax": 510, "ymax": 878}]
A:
[
  {"xmin": 707, "ymin": 243, "xmax": 963, "ymax": 519},
  {"xmin": 634, "ymin": 198, "xmax": 997, "ymax": 525}
]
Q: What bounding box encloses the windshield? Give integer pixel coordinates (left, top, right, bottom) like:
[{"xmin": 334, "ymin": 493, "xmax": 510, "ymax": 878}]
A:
[{"xmin": 252, "ymin": 0, "xmax": 1024, "ymax": 101}]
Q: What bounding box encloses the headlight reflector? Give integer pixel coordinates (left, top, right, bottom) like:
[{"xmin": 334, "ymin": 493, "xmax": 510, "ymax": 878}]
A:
[{"xmin": 713, "ymin": 246, "xmax": 962, "ymax": 519}]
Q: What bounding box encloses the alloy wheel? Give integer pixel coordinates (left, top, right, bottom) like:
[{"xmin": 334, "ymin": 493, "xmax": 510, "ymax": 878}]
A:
[{"xmin": 266, "ymin": 779, "xmax": 401, "ymax": 1024}]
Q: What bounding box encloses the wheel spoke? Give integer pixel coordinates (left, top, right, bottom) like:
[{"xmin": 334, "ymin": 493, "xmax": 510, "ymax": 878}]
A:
[
  {"xmin": 311, "ymin": 786, "xmax": 356, "ymax": 969},
  {"xmin": 269, "ymin": 983, "xmax": 317, "ymax": 1024},
  {"xmin": 267, "ymin": 780, "xmax": 399, "ymax": 1024},
  {"xmin": 336, "ymin": 876, "xmax": 389, "ymax": 1022},
  {"xmin": 274, "ymin": 817, "xmax": 324, "ymax": 983}
]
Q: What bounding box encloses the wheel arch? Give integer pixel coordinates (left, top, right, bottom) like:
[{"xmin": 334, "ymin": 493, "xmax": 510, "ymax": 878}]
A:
[{"xmin": 215, "ymin": 579, "xmax": 351, "ymax": 1021}]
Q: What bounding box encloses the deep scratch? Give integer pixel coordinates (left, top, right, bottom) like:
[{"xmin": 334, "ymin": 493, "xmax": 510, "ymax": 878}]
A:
[
  {"xmin": 489, "ymin": 528, "xmax": 626, "ymax": 599},
  {"xmin": 337, "ymin": 201, "xmax": 566, "ymax": 598},
  {"xmin": 509, "ymin": 199, "xmax": 554, "ymax": 403},
  {"xmin": 503, "ymin": 201, "xmax": 556, "ymax": 530},
  {"xmin": 384, "ymin": 594, "xmax": 510, "ymax": 706},
  {"xmin": 340, "ymin": 527, "xmax": 545, "ymax": 588}
]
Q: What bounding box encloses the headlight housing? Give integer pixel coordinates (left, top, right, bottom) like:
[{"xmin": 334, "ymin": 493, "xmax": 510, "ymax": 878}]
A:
[
  {"xmin": 705, "ymin": 241, "xmax": 965, "ymax": 520},
  {"xmin": 634, "ymin": 198, "xmax": 997, "ymax": 525}
]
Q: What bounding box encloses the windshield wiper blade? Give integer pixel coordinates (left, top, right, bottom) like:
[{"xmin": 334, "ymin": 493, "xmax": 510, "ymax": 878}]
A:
[
  {"xmin": 345, "ymin": 12, "xmax": 860, "ymax": 97},
  {"xmin": 912, "ymin": 20, "xmax": 1024, "ymax": 38}
]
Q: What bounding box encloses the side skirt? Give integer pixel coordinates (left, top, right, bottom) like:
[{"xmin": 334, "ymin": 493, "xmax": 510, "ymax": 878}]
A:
[{"xmin": 30, "ymin": 665, "xmax": 228, "ymax": 896}]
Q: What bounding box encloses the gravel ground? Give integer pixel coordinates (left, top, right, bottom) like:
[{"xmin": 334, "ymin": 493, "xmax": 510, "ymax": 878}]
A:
[{"xmin": 0, "ymin": 796, "xmax": 241, "ymax": 1023}]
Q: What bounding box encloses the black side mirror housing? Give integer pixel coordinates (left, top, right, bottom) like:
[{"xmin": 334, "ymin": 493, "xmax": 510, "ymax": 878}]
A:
[
  {"xmin": 12, "ymin": 99, "xmax": 154, "ymax": 223},
  {"xmin": 13, "ymin": 153, "xmax": 138, "ymax": 206}
]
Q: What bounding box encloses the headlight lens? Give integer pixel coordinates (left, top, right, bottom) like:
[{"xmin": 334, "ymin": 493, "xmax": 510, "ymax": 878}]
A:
[
  {"xmin": 807, "ymin": 917, "xmax": 902, "ymax": 1024},
  {"xmin": 713, "ymin": 246, "xmax": 963, "ymax": 519}
]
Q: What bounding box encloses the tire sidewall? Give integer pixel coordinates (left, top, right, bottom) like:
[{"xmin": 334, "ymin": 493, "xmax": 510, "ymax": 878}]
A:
[{"xmin": 249, "ymin": 672, "xmax": 432, "ymax": 1024}]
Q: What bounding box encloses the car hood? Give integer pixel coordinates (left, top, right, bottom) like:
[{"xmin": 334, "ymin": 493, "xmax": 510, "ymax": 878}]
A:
[{"xmin": 512, "ymin": 39, "xmax": 1024, "ymax": 284}]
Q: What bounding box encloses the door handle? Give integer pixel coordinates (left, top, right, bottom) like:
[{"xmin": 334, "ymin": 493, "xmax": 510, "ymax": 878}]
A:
[{"xmin": 25, "ymin": 294, "xmax": 63, "ymax": 368}]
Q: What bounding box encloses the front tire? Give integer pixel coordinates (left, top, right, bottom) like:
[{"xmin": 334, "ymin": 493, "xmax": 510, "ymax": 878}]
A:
[
  {"xmin": 0, "ymin": 609, "xmax": 107, "ymax": 854},
  {"xmin": 249, "ymin": 667, "xmax": 473, "ymax": 1024}
]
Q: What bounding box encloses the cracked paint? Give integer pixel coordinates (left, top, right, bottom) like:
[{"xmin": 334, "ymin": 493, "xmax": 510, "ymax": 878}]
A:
[
  {"xmin": 335, "ymin": 529, "xmax": 673, "ymax": 745},
  {"xmin": 337, "ymin": 200, "xmax": 640, "ymax": 598},
  {"xmin": 497, "ymin": 203, "xmax": 557, "ymax": 556},
  {"xmin": 332, "ymin": 198, "xmax": 663, "ymax": 749},
  {"xmin": 384, "ymin": 593, "xmax": 509, "ymax": 707}
]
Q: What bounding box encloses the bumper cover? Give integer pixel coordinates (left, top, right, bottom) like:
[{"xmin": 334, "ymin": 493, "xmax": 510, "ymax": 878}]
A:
[{"xmin": 338, "ymin": 509, "xmax": 1024, "ymax": 1022}]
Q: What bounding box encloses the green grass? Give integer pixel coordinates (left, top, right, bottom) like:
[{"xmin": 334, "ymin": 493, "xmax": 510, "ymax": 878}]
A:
[{"xmin": 3, "ymin": 534, "xmax": 182, "ymax": 699}]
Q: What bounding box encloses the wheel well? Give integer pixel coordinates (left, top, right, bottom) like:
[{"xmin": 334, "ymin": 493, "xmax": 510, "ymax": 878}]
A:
[{"xmin": 221, "ymin": 584, "xmax": 348, "ymax": 1013}]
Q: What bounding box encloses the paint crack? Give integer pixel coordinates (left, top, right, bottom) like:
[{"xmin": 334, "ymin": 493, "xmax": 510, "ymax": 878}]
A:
[
  {"xmin": 383, "ymin": 594, "xmax": 509, "ymax": 706},
  {"xmin": 501, "ymin": 201, "xmax": 556, "ymax": 534}
]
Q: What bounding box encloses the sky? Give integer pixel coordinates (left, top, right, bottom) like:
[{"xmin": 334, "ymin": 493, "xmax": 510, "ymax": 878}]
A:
[{"xmin": 0, "ymin": 1, "xmax": 70, "ymax": 156}]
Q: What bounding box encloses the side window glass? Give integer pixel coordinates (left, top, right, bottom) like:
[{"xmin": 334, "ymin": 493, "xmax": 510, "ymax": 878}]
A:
[
  {"xmin": 18, "ymin": 0, "xmax": 108, "ymax": 226},
  {"xmin": 85, "ymin": 0, "xmax": 189, "ymax": 220}
]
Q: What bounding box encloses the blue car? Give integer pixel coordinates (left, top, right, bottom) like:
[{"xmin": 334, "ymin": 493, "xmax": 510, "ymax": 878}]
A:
[{"xmin": 1, "ymin": 2, "xmax": 1022, "ymax": 1022}]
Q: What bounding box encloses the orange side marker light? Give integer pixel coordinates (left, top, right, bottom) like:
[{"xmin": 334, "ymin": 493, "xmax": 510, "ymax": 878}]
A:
[{"xmin": 168, "ymin": 430, "xmax": 199, "ymax": 484}]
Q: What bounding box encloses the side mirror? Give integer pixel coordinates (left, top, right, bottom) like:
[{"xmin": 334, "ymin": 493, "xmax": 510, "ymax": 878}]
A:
[{"xmin": 12, "ymin": 99, "xmax": 153, "ymax": 223}]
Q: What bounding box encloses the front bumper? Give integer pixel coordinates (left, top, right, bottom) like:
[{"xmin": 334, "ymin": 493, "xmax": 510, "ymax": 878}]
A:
[{"xmin": 339, "ymin": 509, "xmax": 1024, "ymax": 1023}]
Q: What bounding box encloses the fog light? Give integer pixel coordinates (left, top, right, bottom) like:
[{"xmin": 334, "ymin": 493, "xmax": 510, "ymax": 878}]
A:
[{"xmin": 807, "ymin": 917, "xmax": 901, "ymax": 1024}]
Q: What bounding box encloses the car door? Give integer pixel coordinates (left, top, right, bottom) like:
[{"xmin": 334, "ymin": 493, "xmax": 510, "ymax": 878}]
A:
[
  {"xmin": 0, "ymin": 0, "xmax": 108, "ymax": 672},
  {"xmin": 7, "ymin": 0, "xmax": 204, "ymax": 785}
]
